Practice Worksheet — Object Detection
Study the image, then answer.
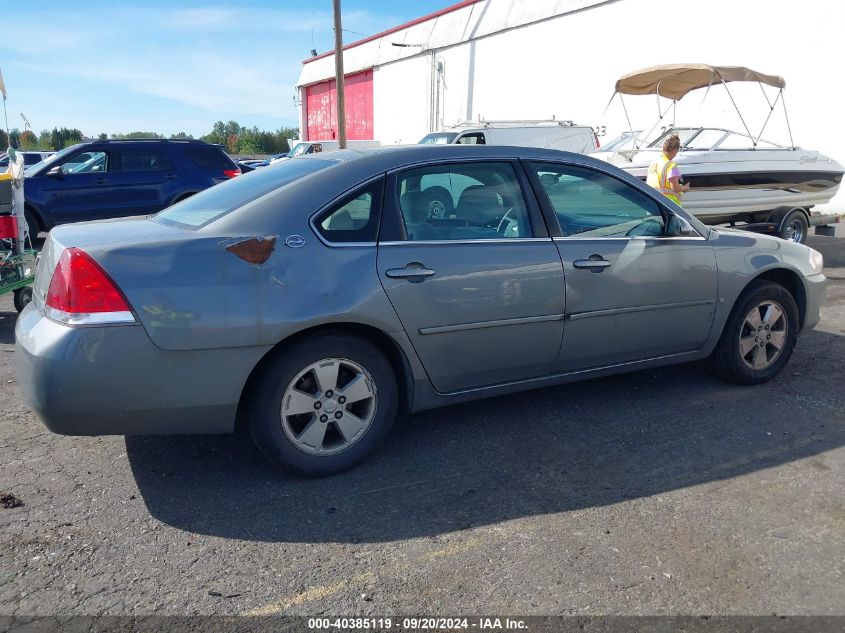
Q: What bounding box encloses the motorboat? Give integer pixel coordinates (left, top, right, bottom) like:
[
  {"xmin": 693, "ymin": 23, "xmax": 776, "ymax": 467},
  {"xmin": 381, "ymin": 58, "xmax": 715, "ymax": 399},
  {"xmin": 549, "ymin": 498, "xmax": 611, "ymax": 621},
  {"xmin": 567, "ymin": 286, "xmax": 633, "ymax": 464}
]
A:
[{"xmin": 592, "ymin": 64, "xmax": 844, "ymax": 226}]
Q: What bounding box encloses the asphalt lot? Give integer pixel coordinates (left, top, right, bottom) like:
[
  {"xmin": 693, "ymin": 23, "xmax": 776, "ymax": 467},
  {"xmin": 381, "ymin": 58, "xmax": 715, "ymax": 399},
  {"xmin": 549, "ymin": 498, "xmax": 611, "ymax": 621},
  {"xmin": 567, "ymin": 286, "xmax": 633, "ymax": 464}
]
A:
[{"xmin": 0, "ymin": 226, "xmax": 843, "ymax": 617}]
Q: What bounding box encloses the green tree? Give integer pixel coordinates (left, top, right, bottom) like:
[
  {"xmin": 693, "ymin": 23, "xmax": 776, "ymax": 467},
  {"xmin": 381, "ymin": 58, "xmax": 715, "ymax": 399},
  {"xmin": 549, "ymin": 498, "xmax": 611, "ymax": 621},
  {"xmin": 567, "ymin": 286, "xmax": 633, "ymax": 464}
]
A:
[
  {"xmin": 38, "ymin": 130, "xmax": 52, "ymax": 149},
  {"xmin": 202, "ymin": 120, "xmax": 227, "ymax": 146},
  {"xmin": 19, "ymin": 130, "xmax": 37, "ymax": 150},
  {"xmin": 224, "ymin": 121, "xmax": 241, "ymax": 137},
  {"xmin": 98, "ymin": 133, "xmax": 108, "ymax": 140},
  {"xmin": 200, "ymin": 122, "xmax": 299, "ymax": 154},
  {"xmin": 226, "ymin": 133, "xmax": 238, "ymax": 154},
  {"xmin": 111, "ymin": 131, "xmax": 164, "ymax": 139},
  {"xmin": 50, "ymin": 127, "xmax": 83, "ymax": 149},
  {"xmin": 0, "ymin": 129, "xmax": 8, "ymax": 149}
]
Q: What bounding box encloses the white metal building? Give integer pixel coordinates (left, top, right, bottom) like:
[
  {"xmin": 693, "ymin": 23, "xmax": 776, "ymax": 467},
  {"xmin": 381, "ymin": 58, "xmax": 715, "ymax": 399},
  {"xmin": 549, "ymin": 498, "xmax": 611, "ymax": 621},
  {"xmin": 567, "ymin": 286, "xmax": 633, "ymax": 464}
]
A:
[{"xmin": 296, "ymin": 0, "xmax": 844, "ymax": 209}]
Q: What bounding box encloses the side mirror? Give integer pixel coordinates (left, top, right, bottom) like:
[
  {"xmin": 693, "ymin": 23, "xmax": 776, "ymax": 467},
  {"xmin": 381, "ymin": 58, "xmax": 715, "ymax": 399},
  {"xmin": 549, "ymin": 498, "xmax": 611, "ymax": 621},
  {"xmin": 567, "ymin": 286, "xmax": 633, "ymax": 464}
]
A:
[
  {"xmin": 666, "ymin": 213, "xmax": 696, "ymax": 237},
  {"xmin": 47, "ymin": 165, "xmax": 64, "ymax": 178}
]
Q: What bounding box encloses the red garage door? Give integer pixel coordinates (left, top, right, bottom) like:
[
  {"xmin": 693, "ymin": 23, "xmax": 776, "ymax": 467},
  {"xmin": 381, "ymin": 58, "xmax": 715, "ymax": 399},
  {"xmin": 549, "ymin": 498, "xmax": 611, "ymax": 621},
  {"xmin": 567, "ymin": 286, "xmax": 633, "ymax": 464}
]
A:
[{"xmin": 305, "ymin": 70, "xmax": 373, "ymax": 141}]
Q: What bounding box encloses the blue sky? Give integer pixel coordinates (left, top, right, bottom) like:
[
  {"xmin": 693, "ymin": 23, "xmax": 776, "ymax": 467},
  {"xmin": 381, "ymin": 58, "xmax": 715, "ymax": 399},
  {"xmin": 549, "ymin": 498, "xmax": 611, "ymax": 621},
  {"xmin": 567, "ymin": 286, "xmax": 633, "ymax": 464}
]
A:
[{"xmin": 1, "ymin": 0, "xmax": 450, "ymax": 138}]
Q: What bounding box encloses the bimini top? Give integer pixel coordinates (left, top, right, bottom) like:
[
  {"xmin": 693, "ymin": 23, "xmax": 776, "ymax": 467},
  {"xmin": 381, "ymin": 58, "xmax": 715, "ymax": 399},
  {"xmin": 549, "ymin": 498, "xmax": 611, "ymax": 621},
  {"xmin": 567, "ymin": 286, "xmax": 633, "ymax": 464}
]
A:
[{"xmin": 615, "ymin": 64, "xmax": 786, "ymax": 100}]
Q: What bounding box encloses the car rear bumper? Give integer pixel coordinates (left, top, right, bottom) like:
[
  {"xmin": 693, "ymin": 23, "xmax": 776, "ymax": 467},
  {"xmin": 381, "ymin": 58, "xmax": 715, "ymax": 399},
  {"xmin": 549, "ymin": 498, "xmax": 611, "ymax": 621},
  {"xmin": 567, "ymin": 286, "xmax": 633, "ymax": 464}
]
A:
[{"xmin": 15, "ymin": 304, "xmax": 270, "ymax": 436}]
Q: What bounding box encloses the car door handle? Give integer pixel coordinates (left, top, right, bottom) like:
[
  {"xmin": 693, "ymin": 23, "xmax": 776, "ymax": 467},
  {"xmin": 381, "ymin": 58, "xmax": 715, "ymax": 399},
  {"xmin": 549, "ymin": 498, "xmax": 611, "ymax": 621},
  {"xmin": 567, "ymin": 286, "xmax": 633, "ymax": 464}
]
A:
[
  {"xmin": 573, "ymin": 258, "xmax": 612, "ymax": 269},
  {"xmin": 386, "ymin": 265, "xmax": 436, "ymax": 279}
]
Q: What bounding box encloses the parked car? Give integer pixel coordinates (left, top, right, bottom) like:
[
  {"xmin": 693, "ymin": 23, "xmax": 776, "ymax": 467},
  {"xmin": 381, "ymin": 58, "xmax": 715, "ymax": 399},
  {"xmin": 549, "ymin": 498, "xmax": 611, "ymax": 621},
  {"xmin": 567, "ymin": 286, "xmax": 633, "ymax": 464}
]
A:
[
  {"xmin": 419, "ymin": 120, "xmax": 599, "ymax": 154},
  {"xmin": 22, "ymin": 139, "xmax": 240, "ymax": 235},
  {"xmin": 250, "ymin": 152, "xmax": 291, "ymax": 168},
  {"xmin": 0, "ymin": 150, "xmax": 55, "ymax": 169},
  {"xmin": 16, "ymin": 145, "xmax": 826, "ymax": 476},
  {"xmin": 270, "ymin": 140, "xmax": 382, "ymax": 164}
]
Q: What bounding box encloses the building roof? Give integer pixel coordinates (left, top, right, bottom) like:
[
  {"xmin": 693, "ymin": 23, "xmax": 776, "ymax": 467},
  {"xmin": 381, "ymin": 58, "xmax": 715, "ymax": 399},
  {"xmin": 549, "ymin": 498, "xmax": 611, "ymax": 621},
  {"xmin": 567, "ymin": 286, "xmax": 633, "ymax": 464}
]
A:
[
  {"xmin": 296, "ymin": 0, "xmax": 609, "ymax": 88},
  {"xmin": 302, "ymin": 0, "xmax": 485, "ymax": 65}
]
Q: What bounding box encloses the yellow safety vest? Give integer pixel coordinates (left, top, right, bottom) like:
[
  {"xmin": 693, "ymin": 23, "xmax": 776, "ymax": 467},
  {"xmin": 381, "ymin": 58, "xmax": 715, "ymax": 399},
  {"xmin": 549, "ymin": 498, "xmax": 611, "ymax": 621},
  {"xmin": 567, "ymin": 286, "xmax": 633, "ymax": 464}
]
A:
[{"xmin": 647, "ymin": 153, "xmax": 682, "ymax": 205}]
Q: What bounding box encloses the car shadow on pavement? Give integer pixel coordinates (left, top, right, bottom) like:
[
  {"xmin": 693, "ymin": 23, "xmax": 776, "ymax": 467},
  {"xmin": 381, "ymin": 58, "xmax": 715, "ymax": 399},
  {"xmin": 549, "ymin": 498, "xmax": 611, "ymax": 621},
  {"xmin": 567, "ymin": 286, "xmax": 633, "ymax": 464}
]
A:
[{"xmin": 126, "ymin": 328, "xmax": 845, "ymax": 544}]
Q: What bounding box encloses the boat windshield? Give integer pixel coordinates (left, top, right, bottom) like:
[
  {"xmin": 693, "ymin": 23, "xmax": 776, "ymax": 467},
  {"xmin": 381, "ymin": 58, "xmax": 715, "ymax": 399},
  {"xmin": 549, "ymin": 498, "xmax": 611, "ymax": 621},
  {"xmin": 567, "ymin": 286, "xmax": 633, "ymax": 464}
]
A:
[
  {"xmin": 647, "ymin": 128, "xmax": 700, "ymax": 149},
  {"xmin": 601, "ymin": 131, "xmax": 643, "ymax": 152},
  {"xmin": 716, "ymin": 132, "xmax": 784, "ymax": 150},
  {"xmin": 647, "ymin": 127, "xmax": 786, "ymax": 152},
  {"xmin": 684, "ymin": 129, "xmax": 728, "ymax": 150}
]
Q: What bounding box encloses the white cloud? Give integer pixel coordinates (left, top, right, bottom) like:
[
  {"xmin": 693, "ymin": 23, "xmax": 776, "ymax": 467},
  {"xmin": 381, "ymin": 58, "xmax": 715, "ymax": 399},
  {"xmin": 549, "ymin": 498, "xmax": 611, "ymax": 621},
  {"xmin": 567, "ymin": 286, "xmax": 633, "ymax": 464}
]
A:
[{"xmin": 0, "ymin": 3, "xmax": 408, "ymax": 135}]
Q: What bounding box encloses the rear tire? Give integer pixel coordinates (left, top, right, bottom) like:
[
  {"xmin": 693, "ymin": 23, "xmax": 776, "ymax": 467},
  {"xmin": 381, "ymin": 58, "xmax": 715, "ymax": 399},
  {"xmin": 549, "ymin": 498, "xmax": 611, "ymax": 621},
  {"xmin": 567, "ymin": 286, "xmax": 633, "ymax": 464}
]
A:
[
  {"xmin": 710, "ymin": 281, "xmax": 799, "ymax": 384},
  {"xmin": 13, "ymin": 287, "xmax": 33, "ymax": 313},
  {"xmin": 247, "ymin": 334, "xmax": 398, "ymax": 477},
  {"xmin": 778, "ymin": 209, "xmax": 808, "ymax": 243}
]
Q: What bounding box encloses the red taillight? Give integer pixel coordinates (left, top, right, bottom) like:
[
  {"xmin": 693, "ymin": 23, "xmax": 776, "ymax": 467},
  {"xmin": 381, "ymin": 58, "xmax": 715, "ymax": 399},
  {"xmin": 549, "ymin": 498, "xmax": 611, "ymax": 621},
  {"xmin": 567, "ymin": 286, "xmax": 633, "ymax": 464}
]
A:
[
  {"xmin": 223, "ymin": 168, "xmax": 241, "ymax": 178},
  {"xmin": 46, "ymin": 248, "xmax": 133, "ymax": 320}
]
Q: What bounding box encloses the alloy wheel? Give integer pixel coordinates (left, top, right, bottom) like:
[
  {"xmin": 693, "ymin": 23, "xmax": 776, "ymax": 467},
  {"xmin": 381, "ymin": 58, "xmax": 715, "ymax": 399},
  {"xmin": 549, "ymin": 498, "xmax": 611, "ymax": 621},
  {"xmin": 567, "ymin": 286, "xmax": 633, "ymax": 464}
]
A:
[
  {"xmin": 280, "ymin": 358, "xmax": 377, "ymax": 456},
  {"xmin": 739, "ymin": 300, "xmax": 788, "ymax": 371}
]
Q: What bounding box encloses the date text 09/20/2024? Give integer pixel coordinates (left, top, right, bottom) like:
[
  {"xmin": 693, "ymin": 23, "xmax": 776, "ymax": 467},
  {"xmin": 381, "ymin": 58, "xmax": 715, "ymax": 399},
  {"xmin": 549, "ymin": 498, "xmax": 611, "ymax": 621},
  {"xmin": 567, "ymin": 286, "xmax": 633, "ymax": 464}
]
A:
[{"xmin": 307, "ymin": 617, "xmax": 528, "ymax": 630}]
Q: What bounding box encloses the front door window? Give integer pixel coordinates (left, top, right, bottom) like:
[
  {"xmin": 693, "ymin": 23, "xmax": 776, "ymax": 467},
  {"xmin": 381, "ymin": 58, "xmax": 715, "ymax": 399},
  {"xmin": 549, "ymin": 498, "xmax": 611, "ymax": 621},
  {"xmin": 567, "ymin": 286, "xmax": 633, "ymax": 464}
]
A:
[
  {"xmin": 62, "ymin": 151, "xmax": 109, "ymax": 174},
  {"xmin": 532, "ymin": 163, "xmax": 665, "ymax": 238}
]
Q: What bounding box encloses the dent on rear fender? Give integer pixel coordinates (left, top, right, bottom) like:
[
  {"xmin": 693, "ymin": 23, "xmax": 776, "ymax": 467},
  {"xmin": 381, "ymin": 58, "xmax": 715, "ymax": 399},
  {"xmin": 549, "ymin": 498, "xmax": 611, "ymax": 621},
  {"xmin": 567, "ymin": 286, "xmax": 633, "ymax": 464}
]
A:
[{"xmin": 222, "ymin": 235, "xmax": 278, "ymax": 266}]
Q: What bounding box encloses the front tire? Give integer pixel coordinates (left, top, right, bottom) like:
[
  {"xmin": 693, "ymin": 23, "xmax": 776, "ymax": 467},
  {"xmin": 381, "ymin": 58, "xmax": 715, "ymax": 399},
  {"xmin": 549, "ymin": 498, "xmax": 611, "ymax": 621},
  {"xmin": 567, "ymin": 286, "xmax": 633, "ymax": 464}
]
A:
[
  {"xmin": 247, "ymin": 334, "xmax": 398, "ymax": 477},
  {"xmin": 710, "ymin": 281, "xmax": 799, "ymax": 384}
]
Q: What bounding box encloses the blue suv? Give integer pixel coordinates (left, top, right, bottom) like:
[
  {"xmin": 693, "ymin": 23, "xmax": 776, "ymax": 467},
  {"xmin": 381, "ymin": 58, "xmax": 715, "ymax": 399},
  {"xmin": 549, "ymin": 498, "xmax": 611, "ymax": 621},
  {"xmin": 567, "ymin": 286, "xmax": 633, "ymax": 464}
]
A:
[{"xmin": 23, "ymin": 139, "xmax": 241, "ymax": 235}]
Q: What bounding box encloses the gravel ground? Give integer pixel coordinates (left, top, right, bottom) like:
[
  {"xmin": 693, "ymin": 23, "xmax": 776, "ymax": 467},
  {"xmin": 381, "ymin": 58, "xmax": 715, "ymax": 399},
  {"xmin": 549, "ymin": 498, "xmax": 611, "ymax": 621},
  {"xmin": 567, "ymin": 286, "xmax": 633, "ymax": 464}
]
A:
[{"xmin": 0, "ymin": 228, "xmax": 843, "ymax": 617}]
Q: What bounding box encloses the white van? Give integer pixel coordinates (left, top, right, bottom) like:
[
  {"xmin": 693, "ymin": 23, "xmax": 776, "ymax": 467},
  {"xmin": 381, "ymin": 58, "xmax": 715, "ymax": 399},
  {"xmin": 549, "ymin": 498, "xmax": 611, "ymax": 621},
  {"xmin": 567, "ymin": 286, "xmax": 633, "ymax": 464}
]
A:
[
  {"xmin": 271, "ymin": 139, "xmax": 381, "ymax": 163},
  {"xmin": 418, "ymin": 120, "xmax": 598, "ymax": 155}
]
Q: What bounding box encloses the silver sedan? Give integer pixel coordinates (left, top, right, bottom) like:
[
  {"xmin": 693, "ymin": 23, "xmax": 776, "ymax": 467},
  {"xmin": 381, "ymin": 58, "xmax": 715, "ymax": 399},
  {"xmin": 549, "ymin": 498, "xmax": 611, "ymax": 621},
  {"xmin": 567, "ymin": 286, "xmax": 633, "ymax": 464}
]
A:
[{"xmin": 15, "ymin": 145, "xmax": 827, "ymax": 476}]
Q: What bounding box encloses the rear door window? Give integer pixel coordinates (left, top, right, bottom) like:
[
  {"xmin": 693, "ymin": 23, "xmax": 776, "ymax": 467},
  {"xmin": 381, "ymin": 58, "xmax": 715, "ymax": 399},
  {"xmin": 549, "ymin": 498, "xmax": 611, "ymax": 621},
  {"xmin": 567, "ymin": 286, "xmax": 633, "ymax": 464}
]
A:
[
  {"xmin": 120, "ymin": 147, "xmax": 174, "ymax": 172},
  {"xmin": 183, "ymin": 145, "xmax": 237, "ymax": 170},
  {"xmin": 314, "ymin": 179, "xmax": 383, "ymax": 243},
  {"xmin": 396, "ymin": 162, "xmax": 532, "ymax": 241}
]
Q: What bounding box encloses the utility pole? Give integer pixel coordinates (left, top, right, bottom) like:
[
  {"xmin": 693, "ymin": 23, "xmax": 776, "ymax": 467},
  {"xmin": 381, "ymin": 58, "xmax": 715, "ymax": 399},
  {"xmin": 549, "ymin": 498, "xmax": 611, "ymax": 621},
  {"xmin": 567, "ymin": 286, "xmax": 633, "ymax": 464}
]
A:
[{"xmin": 332, "ymin": 0, "xmax": 347, "ymax": 149}]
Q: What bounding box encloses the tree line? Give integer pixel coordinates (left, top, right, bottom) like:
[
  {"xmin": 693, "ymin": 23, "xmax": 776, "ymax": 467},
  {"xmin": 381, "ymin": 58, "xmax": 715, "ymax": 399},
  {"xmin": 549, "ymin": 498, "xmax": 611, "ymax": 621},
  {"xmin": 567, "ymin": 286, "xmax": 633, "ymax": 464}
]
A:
[
  {"xmin": 0, "ymin": 127, "xmax": 84, "ymax": 151},
  {"xmin": 201, "ymin": 121, "xmax": 301, "ymax": 155},
  {"xmin": 2, "ymin": 121, "xmax": 300, "ymax": 155}
]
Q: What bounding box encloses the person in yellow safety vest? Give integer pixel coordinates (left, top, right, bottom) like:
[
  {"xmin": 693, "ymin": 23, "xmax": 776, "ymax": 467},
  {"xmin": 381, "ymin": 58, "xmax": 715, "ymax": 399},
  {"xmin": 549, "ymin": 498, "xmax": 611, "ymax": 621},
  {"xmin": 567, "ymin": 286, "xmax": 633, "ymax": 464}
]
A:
[{"xmin": 646, "ymin": 133, "xmax": 691, "ymax": 205}]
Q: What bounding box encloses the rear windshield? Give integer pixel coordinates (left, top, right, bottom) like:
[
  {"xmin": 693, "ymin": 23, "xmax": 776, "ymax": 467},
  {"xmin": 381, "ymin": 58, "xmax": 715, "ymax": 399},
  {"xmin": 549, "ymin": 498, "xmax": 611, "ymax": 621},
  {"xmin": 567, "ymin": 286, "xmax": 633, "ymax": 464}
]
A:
[
  {"xmin": 153, "ymin": 158, "xmax": 337, "ymax": 229},
  {"xmin": 183, "ymin": 145, "xmax": 237, "ymax": 170}
]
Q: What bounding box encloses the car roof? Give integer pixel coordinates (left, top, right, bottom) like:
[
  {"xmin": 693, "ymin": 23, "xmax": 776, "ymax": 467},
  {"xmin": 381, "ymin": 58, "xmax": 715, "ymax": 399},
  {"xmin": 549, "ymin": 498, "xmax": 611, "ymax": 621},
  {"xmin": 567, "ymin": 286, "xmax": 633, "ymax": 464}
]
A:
[
  {"xmin": 294, "ymin": 144, "xmax": 639, "ymax": 182},
  {"xmin": 237, "ymin": 144, "xmax": 657, "ymax": 215}
]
